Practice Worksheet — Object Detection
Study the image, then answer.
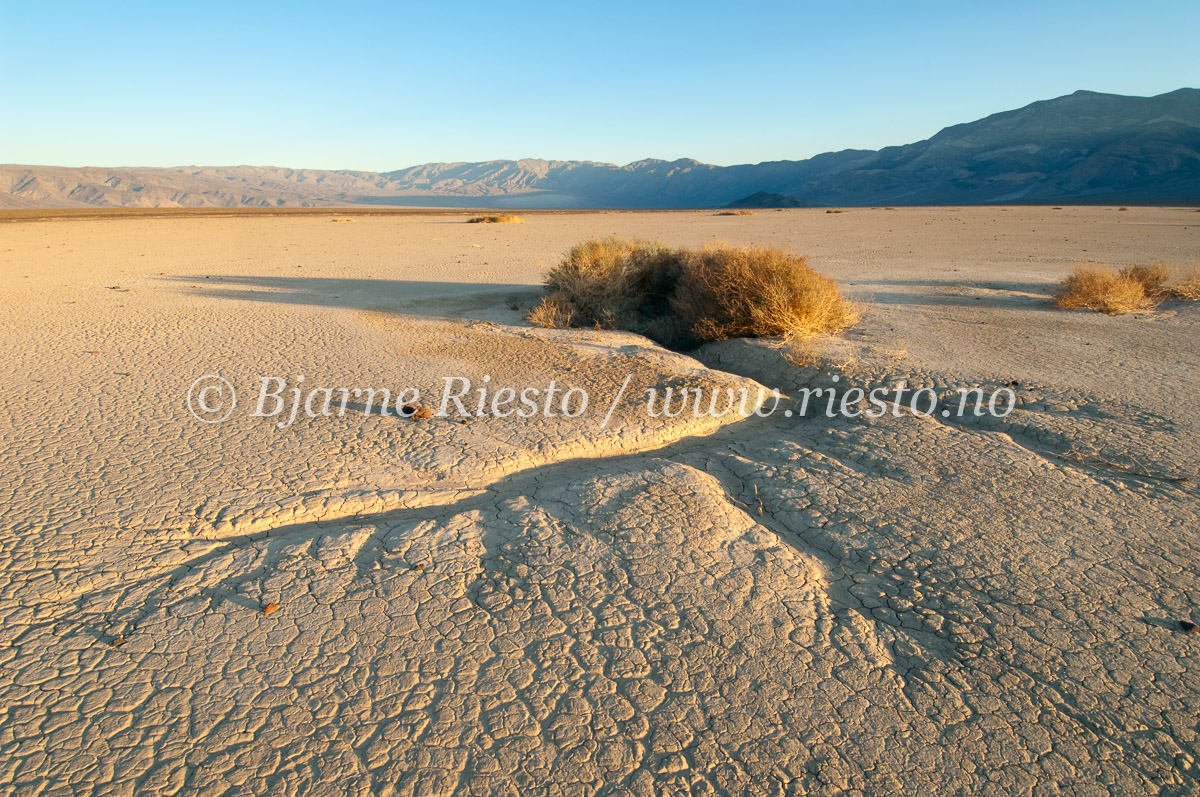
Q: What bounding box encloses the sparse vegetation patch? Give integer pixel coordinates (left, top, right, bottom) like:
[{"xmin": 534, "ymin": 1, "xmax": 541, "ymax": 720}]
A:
[
  {"xmin": 1052, "ymin": 262, "xmax": 1200, "ymax": 314},
  {"xmin": 1119, "ymin": 263, "xmax": 1169, "ymax": 296},
  {"xmin": 527, "ymin": 237, "xmax": 858, "ymax": 349},
  {"xmin": 467, "ymin": 215, "xmax": 524, "ymax": 224},
  {"xmin": 1053, "ymin": 266, "xmax": 1156, "ymax": 314},
  {"xmin": 1165, "ymin": 268, "xmax": 1200, "ymax": 300}
]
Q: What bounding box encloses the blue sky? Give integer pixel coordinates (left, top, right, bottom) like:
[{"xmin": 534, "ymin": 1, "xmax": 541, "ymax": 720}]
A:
[{"xmin": 2, "ymin": 1, "xmax": 1196, "ymax": 170}]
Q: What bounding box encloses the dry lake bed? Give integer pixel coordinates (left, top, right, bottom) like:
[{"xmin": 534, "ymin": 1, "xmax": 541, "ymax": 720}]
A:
[{"xmin": 1, "ymin": 206, "xmax": 1198, "ymax": 795}]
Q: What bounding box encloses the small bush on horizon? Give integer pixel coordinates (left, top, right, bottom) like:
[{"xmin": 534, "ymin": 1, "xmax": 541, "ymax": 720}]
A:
[
  {"xmin": 467, "ymin": 215, "xmax": 524, "ymax": 224},
  {"xmin": 526, "ymin": 237, "xmax": 858, "ymax": 349},
  {"xmin": 715, "ymin": 210, "xmax": 755, "ymax": 216}
]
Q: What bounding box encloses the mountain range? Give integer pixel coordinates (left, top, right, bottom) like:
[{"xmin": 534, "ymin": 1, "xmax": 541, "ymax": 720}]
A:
[{"xmin": 3, "ymin": 88, "xmax": 1197, "ymax": 210}]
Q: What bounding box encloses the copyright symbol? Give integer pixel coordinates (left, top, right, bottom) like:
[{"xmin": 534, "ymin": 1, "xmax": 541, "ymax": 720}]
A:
[{"xmin": 188, "ymin": 375, "xmax": 236, "ymax": 423}]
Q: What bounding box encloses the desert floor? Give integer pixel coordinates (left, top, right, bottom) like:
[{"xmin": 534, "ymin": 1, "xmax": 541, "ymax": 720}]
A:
[{"xmin": 1, "ymin": 206, "xmax": 1198, "ymax": 795}]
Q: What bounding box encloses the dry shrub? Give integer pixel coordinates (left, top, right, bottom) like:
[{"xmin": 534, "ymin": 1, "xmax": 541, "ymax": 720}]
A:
[
  {"xmin": 526, "ymin": 296, "xmax": 575, "ymax": 328},
  {"xmin": 467, "ymin": 215, "xmax": 524, "ymax": 224},
  {"xmin": 530, "ymin": 237, "xmax": 683, "ymax": 339},
  {"xmin": 1053, "ymin": 265, "xmax": 1156, "ymax": 314},
  {"xmin": 1055, "ymin": 263, "xmax": 1200, "ymax": 312},
  {"xmin": 781, "ymin": 335, "xmax": 823, "ymax": 367},
  {"xmin": 715, "ymin": 210, "xmax": 755, "ymax": 216},
  {"xmin": 1119, "ymin": 263, "xmax": 1169, "ymax": 296},
  {"xmin": 1164, "ymin": 267, "xmax": 1200, "ymax": 300},
  {"xmin": 674, "ymin": 242, "xmax": 857, "ymax": 341},
  {"xmin": 782, "ymin": 336, "xmax": 860, "ymax": 371},
  {"xmin": 526, "ymin": 237, "xmax": 857, "ymax": 348}
]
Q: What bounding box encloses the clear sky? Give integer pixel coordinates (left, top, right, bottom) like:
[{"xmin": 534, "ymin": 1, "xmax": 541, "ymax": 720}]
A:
[{"xmin": 2, "ymin": 1, "xmax": 1196, "ymax": 170}]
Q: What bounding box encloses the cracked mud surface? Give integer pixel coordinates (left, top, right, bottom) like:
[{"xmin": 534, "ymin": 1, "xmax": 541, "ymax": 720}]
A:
[{"xmin": 1, "ymin": 207, "xmax": 1198, "ymax": 794}]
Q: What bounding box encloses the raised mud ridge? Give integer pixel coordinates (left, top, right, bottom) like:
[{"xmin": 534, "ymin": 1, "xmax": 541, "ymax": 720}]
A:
[{"xmin": 6, "ymin": 334, "xmax": 1199, "ymax": 795}]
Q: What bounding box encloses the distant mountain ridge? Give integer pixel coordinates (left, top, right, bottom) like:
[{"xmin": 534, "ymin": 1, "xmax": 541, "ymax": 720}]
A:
[{"xmin": 3, "ymin": 88, "xmax": 1198, "ymax": 209}]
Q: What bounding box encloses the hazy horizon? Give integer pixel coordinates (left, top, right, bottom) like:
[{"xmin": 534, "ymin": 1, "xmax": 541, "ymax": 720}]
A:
[{"xmin": 4, "ymin": 84, "xmax": 1194, "ymax": 174}]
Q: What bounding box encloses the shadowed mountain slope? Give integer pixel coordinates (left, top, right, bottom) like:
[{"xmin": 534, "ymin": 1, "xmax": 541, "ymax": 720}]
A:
[{"xmin": 3, "ymin": 89, "xmax": 1197, "ymax": 209}]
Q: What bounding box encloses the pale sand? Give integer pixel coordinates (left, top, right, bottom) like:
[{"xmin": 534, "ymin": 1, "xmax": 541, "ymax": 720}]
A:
[{"xmin": 1, "ymin": 207, "xmax": 1198, "ymax": 794}]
